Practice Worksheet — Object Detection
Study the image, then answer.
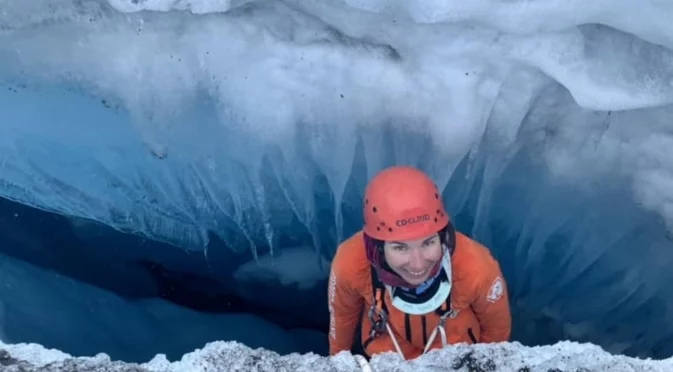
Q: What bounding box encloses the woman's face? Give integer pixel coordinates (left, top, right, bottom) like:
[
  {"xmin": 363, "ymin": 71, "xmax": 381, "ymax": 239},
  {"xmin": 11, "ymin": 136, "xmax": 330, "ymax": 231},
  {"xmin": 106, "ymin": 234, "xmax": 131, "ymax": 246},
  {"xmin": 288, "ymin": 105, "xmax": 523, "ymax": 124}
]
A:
[{"xmin": 383, "ymin": 232, "xmax": 443, "ymax": 286}]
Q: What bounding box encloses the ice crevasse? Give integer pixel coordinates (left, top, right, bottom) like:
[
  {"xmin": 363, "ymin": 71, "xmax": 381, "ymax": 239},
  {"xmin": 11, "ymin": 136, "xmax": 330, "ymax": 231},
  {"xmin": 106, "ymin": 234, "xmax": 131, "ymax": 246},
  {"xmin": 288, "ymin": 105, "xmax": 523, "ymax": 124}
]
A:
[{"xmin": 2, "ymin": 0, "xmax": 673, "ymax": 370}]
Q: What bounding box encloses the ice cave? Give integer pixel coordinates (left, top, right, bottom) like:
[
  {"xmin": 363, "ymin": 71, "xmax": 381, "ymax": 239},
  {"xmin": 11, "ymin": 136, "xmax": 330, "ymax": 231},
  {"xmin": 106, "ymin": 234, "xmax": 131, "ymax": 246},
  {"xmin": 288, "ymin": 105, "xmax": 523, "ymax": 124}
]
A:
[{"xmin": 1, "ymin": 0, "xmax": 673, "ymax": 371}]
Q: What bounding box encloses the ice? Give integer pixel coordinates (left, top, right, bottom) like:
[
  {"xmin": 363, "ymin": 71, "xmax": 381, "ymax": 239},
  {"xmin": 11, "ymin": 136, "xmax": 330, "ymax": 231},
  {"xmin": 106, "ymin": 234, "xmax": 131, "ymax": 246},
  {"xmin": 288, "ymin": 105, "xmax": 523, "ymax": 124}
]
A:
[
  {"xmin": 231, "ymin": 245, "xmax": 331, "ymax": 314},
  {"xmin": 1, "ymin": 0, "xmax": 673, "ymax": 365},
  {"xmin": 1, "ymin": 339, "xmax": 673, "ymax": 372},
  {"xmin": 0, "ymin": 249, "xmax": 315, "ymax": 363},
  {"xmin": 2, "ymin": 0, "xmax": 673, "ymax": 251},
  {"xmin": 105, "ymin": 0, "xmax": 252, "ymax": 14},
  {"xmin": 233, "ymin": 246, "xmax": 330, "ymax": 290}
]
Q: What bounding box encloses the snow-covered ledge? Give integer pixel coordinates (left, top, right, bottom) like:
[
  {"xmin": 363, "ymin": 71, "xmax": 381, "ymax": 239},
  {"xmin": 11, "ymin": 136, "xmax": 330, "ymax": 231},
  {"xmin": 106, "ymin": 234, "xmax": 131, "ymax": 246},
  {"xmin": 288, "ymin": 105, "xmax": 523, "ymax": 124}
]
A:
[{"xmin": 1, "ymin": 340, "xmax": 671, "ymax": 372}]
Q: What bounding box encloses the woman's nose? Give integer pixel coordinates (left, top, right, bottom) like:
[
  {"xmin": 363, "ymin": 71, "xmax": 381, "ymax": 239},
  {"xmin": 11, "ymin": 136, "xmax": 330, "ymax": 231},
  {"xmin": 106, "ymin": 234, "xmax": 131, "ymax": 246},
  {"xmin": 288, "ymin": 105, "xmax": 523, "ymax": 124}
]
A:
[{"xmin": 408, "ymin": 248, "xmax": 425, "ymax": 270}]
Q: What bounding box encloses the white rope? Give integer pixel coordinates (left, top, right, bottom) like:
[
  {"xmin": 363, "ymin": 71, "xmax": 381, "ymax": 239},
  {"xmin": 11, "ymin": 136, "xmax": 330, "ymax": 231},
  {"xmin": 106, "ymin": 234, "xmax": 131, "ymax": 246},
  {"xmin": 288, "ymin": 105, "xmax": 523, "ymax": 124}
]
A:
[
  {"xmin": 353, "ymin": 354, "xmax": 372, "ymax": 372},
  {"xmin": 386, "ymin": 322, "xmax": 406, "ymax": 359},
  {"xmin": 422, "ymin": 317, "xmax": 450, "ymax": 354},
  {"xmin": 374, "ymin": 307, "xmax": 453, "ymax": 360},
  {"xmin": 354, "ymin": 324, "xmax": 449, "ymax": 372},
  {"xmin": 423, "ymin": 326, "xmax": 439, "ymax": 354},
  {"xmin": 439, "ymin": 326, "xmax": 448, "ymax": 348}
]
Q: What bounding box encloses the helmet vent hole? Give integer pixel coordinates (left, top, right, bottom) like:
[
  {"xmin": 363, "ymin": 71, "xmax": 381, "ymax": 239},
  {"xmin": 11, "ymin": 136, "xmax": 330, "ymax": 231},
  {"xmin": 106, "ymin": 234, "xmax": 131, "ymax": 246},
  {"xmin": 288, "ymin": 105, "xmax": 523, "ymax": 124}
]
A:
[
  {"xmin": 388, "ymin": 228, "xmax": 393, "ymax": 233},
  {"xmin": 372, "ymin": 206, "xmax": 377, "ymax": 213},
  {"xmin": 434, "ymin": 217, "xmax": 438, "ymax": 222}
]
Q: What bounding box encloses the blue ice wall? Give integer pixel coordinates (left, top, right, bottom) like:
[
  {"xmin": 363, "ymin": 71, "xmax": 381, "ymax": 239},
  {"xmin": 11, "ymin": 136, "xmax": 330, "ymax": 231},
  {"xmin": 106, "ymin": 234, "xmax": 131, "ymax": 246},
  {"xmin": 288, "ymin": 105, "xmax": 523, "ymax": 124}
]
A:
[{"xmin": 1, "ymin": 0, "xmax": 673, "ymax": 360}]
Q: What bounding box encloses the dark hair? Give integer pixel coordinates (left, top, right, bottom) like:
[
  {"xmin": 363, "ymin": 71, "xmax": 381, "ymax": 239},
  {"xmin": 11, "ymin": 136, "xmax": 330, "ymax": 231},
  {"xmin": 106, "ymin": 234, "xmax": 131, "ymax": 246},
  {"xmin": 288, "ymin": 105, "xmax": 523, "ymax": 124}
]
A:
[{"xmin": 370, "ymin": 222, "xmax": 456, "ymax": 274}]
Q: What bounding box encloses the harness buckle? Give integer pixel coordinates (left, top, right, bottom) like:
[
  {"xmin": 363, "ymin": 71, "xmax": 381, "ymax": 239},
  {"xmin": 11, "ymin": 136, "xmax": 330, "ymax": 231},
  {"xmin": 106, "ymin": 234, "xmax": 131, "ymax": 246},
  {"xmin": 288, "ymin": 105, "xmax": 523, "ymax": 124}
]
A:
[
  {"xmin": 368, "ymin": 304, "xmax": 388, "ymax": 337},
  {"xmin": 438, "ymin": 311, "xmax": 450, "ymax": 327}
]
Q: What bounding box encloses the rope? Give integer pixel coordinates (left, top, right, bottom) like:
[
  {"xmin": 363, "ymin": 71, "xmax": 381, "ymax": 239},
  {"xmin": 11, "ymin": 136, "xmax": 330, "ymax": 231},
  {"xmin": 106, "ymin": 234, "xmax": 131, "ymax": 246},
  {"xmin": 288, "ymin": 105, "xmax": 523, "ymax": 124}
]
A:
[
  {"xmin": 353, "ymin": 354, "xmax": 372, "ymax": 372},
  {"xmin": 422, "ymin": 315, "xmax": 450, "ymax": 354},
  {"xmin": 385, "ymin": 323, "xmax": 405, "ymax": 359}
]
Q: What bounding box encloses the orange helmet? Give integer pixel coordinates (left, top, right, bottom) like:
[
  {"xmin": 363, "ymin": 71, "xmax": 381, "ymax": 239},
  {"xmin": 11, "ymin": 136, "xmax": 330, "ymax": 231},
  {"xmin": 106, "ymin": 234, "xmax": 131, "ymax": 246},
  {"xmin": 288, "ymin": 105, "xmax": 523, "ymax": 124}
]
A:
[{"xmin": 363, "ymin": 166, "xmax": 450, "ymax": 241}]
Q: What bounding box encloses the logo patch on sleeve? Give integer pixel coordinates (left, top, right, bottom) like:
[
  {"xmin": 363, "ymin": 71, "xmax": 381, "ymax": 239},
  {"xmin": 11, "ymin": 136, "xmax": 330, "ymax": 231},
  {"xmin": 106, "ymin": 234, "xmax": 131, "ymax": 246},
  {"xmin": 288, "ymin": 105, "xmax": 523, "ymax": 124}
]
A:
[{"xmin": 486, "ymin": 276, "xmax": 505, "ymax": 303}]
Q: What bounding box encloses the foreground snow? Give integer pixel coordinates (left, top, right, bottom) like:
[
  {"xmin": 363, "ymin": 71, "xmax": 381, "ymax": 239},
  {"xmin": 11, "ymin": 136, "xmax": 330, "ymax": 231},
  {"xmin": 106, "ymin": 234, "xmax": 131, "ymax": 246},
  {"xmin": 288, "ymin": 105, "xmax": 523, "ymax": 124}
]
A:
[{"xmin": 1, "ymin": 340, "xmax": 671, "ymax": 372}]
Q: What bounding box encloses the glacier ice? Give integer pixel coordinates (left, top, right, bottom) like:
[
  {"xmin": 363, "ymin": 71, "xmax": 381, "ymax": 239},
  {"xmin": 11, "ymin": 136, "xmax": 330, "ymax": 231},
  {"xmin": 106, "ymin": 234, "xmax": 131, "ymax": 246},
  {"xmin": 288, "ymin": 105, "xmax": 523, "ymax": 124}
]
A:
[
  {"xmin": 2, "ymin": 338, "xmax": 673, "ymax": 372},
  {"xmin": 233, "ymin": 246, "xmax": 330, "ymax": 291},
  {"xmin": 0, "ymin": 245, "xmax": 329, "ymax": 362},
  {"xmin": 3, "ymin": 0, "xmax": 673, "ymax": 250},
  {"xmin": 1, "ymin": 0, "xmax": 673, "ymax": 365}
]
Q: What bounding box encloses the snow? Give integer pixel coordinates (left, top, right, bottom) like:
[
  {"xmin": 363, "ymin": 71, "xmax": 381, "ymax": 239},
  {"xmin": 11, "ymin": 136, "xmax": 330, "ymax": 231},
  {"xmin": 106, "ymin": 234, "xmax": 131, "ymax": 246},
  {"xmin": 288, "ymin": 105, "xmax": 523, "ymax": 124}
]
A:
[
  {"xmin": 1, "ymin": 0, "xmax": 673, "ymax": 369},
  {"xmin": 233, "ymin": 246, "xmax": 330, "ymax": 291},
  {"xmin": 3, "ymin": 0, "xmax": 673, "ymax": 251},
  {"xmin": 0, "ymin": 339, "xmax": 672, "ymax": 372}
]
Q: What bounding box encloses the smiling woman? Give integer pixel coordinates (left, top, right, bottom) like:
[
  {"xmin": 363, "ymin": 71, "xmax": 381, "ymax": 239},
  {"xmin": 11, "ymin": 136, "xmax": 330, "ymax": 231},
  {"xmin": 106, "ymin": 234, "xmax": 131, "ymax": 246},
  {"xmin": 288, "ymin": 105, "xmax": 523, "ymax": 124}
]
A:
[
  {"xmin": 382, "ymin": 234, "xmax": 443, "ymax": 286},
  {"xmin": 362, "ymin": 166, "xmax": 450, "ymax": 288},
  {"xmin": 328, "ymin": 165, "xmax": 511, "ymax": 360}
]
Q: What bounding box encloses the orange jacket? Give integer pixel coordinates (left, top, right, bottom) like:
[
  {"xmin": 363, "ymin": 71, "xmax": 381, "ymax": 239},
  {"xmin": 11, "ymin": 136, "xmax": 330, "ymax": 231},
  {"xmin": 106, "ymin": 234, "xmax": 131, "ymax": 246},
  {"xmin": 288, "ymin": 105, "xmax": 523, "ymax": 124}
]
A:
[{"xmin": 328, "ymin": 230, "xmax": 511, "ymax": 359}]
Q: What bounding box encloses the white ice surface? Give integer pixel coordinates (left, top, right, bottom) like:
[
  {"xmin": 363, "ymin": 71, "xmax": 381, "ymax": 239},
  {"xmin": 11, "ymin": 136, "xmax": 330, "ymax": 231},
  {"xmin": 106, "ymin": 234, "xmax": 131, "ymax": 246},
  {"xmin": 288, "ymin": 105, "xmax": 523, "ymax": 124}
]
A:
[
  {"xmin": 233, "ymin": 246, "xmax": 330, "ymax": 291},
  {"xmin": 1, "ymin": 0, "xmax": 673, "ymax": 250},
  {"xmin": 1, "ymin": 338, "xmax": 673, "ymax": 372}
]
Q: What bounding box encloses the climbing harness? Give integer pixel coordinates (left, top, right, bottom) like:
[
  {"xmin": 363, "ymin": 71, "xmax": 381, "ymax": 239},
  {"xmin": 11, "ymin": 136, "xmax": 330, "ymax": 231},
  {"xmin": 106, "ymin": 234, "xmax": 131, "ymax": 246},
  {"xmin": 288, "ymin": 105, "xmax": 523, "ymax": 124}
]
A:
[
  {"xmin": 422, "ymin": 308, "xmax": 452, "ymax": 355},
  {"xmin": 365, "ymin": 251, "xmax": 455, "ymax": 360}
]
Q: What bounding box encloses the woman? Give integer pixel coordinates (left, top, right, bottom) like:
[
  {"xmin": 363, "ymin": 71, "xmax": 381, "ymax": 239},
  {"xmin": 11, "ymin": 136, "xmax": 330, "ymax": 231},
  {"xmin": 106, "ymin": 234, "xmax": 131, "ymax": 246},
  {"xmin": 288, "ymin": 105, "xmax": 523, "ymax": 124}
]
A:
[{"xmin": 328, "ymin": 165, "xmax": 511, "ymax": 360}]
